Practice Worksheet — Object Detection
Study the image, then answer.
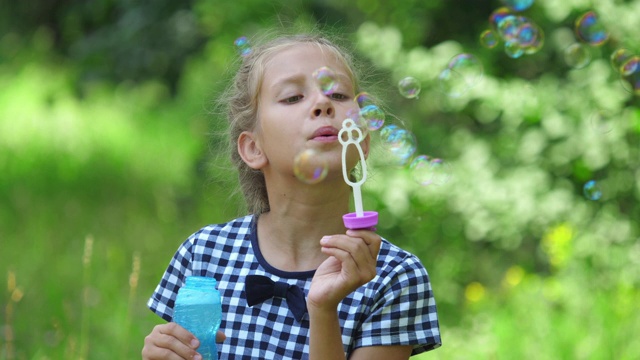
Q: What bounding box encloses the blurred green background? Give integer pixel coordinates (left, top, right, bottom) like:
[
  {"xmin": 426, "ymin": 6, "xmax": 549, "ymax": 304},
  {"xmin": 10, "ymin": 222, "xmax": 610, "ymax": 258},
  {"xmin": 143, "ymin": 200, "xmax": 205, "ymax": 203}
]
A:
[{"xmin": 1, "ymin": 0, "xmax": 639, "ymax": 359}]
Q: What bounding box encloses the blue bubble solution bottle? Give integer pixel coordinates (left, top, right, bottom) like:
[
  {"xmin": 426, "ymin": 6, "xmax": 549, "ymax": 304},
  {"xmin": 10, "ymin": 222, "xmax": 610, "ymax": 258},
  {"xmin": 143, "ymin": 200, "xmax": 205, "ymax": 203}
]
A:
[{"xmin": 173, "ymin": 276, "xmax": 222, "ymax": 360}]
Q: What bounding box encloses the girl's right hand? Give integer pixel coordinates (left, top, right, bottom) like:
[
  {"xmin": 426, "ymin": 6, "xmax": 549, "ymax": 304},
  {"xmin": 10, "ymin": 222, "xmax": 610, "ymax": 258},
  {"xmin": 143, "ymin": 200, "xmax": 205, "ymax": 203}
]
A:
[{"xmin": 141, "ymin": 323, "xmax": 226, "ymax": 360}]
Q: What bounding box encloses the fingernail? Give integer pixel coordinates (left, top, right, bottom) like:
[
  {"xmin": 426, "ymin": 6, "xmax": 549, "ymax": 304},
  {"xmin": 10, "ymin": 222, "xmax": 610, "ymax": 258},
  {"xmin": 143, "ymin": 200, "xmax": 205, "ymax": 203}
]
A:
[
  {"xmin": 193, "ymin": 354, "xmax": 202, "ymax": 360},
  {"xmin": 320, "ymin": 236, "xmax": 330, "ymax": 244},
  {"xmin": 190, "ymin": 338, "xmax": 200, "ymax": 348}
]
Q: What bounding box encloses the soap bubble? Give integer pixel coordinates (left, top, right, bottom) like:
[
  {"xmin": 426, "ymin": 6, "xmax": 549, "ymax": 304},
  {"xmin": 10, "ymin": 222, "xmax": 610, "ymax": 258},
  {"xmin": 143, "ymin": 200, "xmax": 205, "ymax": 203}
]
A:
[
  {"xmin": 489, "ymin": 7, "xmax": 513, "ymax": 31},
  {"xmin": 504, "ymin": 41, "xmax": 524, "ymax": 58},
  {"xmin": 379, "ymin": 124, "xmax": 417, "ymax": 165},
  {"xmin": 354, "ymin": 92, "xmax": 385, "ymax": 130},
  {"xmin": 426, "ymin": 158, "xmax": 452, "ymax": 186},
  {"xmin": 515, "ymin": 22, "xmax": 538, "ymax": 47},
  {"xmin": 398, "ymin": 77, "xmax": 421, "ymax": 99},
  {"xmin": 234, "ymin": 36, "xmax": 252, "ymax": 57},
  {"xmin": 589, "ymin": 110, "xmax": 615, "ymax": 134},
  {"xmin": 360, "ymin": 105, "xmax": 385, "ymax": 131},
  {"xmin": 583, "ymin": 180, "xmax": 602, "ymax": 201},
  {"xmin": 501, "ymin": 0, "xmax": 534, "ymax": 12},
  {"xmin": 575, "ymin": 11, "xmax": 609, "ymax": 46},
  {"xmin": 610, "ymin": 48, "xmax": 635, "ymax": 74},
  {"xmin": 496, "ymin": 15, "xmax": 522, "ymax": 42},
  {"xmin": 620, "ymin": 56, "xmax": 639, "ymax": 77},
  {"xmin": 410, "ymin": 155, "xmax": 452, "ymax": 186},
  {"xmin": 480, "ymin": 30, "xmax": 500, "ymax": 49},
  {"xmin": 522, "ymin": 25, "xmax": 544, "ymax": 54},
  {"xmin": 621, "ymin": 67, "xmax": 640, "ymax": 96},
  {"xmin": 355, "ymin": 92, "xmax": 376, "ymax": 108},
  {"xmin": 312, "ymin": 66, "xmax": 338, "ymax": 95},
  {"xmin": 293, "ymin": 148, "xmax": 328, "ymax": 184},
  {"xmin": 564, "ymin": 43, "xmax": 591, "ymax": 69},
  {"xmin": 438, "ymin": 53, "xmax": 484, "ymax": 98},
  {"xmin": 345, "ymin": 109, "xmax": 369, "ymax": 136}
]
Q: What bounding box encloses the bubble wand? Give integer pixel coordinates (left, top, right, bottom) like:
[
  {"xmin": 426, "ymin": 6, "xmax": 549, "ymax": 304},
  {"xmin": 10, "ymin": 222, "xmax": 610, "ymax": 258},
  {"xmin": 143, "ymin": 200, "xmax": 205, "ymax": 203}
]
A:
[{"xmin": 339, "ymin": 118, "xmax": 379, "ymax": 230}]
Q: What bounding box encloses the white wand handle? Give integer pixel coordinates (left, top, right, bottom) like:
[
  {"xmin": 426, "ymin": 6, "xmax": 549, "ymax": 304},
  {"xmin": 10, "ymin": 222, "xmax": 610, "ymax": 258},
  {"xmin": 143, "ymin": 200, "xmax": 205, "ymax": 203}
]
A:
[{"xmin": 338, "ymin": 119, "xmax": 367, "ymax": 217}]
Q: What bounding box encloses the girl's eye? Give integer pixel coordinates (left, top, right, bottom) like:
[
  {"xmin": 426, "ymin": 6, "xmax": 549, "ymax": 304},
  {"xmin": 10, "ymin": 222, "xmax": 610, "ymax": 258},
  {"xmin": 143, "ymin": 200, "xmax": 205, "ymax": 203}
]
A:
[
  {"xmin": 330, "ymin": 93, "xmax": 349, "ymax": 100},
  {"xmin": 282, "ymin": 95, "xmax": 303, "ymax": 104}
]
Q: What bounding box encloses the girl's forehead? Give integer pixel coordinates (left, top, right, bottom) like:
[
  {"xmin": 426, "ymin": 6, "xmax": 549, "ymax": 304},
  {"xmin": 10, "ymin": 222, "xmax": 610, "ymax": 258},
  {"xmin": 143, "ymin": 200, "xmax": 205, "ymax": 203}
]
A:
[{"xmin": 263, "ymin": 43, "xmax": 352, "ymax": 81}]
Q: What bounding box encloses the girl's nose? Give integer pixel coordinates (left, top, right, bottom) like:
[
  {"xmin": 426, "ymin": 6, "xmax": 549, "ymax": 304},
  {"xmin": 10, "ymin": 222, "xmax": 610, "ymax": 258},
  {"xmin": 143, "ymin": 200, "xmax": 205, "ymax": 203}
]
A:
[
  {"xmin": 313, "ymin": 105, "xmax": 334, "ymax": 117},
  {"xmin": 311, "ymin": 93, "xmax": 335, "ymax": 118}
]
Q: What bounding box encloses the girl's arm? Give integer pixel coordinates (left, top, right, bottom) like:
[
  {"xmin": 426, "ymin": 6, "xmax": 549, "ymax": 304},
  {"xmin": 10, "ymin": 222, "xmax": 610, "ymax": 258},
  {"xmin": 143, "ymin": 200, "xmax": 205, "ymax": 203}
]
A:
[
  {"xmin": 308, "ymin": 306, "xmax": 413, "ymax": 360},
  {"xmin": 307, "ymin": 229, "xmax": 383, "ymax": 360},
  {"xmin": 349, "ymin": 345, "xmax": 413, "ymax": 360}
]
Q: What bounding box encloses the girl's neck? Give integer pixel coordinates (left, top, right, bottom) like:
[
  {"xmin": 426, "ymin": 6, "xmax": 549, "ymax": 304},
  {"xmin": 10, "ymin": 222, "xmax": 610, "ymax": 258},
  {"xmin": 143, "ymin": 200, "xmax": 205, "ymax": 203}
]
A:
[{"xmin": 255, "ymin": 188, "xmax": 350, "ymax": 272}]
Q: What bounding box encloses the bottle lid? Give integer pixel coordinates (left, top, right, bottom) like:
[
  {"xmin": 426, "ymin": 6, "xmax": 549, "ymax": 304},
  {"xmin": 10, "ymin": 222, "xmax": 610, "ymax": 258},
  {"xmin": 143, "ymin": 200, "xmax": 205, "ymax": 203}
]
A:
[{"xmin": 343, "ymin": 211, "xmax": 378, "ymax": 230}]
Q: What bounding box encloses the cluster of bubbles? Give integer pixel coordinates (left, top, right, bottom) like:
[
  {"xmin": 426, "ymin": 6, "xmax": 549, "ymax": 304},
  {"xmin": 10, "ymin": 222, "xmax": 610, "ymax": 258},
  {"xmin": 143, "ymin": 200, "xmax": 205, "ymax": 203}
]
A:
[
  {"xmin": 235, "ymin": 0, "xmax": 638, "ymax": 194},
  {"xmin": 377, "ymin": 122, "xmax": 452, "ymax": 187},
  {"xmin": 438, "ymin": 53, "xmax": 484, "ymax": 98},
  {"xmin": 291, "ymin": 66, "xmax": 452, "ymax": 187},
  {"xmin": 370, "ymin": 77, "xmax": 453, "ymax": 186},
  {"xmin": 378, "ymin": 76, "xmax": 454, "ymax": 186},
  {"xmin": 473, "ymin": 2, "xmax": 637, "ymax": 97},
  {"xmin": 563, "ymin": 11, "xmax": 607, "ymax": 70},
  {"xmin": 560, "ymin": 11, "xmax": 639, "ymax": 96},
  {"xmin": 479, "ymin": 4, "xmax": 544, "ymax": 59},
  {"xmin": 234, "ymin": 36, "xmax": 252, "ymax": 57}
]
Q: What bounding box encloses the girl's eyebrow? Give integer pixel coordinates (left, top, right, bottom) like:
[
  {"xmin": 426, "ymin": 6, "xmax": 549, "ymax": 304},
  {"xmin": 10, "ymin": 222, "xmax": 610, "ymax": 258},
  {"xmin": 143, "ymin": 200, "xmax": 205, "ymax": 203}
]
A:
[
  {"xmin": 270, "ymin": 74, "xmax": 305, "ymax": 90},
  {"xmin": 270, "ymin": 71, "xmax": 354, "ymax": 91}
]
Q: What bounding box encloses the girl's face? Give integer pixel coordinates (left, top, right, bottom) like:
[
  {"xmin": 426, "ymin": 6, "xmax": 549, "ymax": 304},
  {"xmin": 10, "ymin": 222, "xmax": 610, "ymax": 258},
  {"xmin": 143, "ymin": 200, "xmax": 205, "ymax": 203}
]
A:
[{"xmin": 252, "ymin": 43, "xmax": 366, "ymax": 181}]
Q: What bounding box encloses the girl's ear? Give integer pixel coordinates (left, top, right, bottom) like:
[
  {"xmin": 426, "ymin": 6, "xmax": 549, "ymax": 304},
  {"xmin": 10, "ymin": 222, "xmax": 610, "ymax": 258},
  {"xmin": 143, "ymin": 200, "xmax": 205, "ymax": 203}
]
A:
[
  {"xmin": 238, "ymin": 131, "xmax": 267, "ymax": 169},
  {"xmin": 362, "ymin": 133, "xmax": 371, "ymax": 160}
]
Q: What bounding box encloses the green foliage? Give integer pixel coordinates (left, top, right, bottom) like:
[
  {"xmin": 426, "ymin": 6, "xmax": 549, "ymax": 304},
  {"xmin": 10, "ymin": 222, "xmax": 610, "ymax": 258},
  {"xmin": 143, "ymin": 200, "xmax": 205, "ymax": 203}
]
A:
[{"xmin": 1, "ymin": 0, "xmax": 639, "ymax": 359}]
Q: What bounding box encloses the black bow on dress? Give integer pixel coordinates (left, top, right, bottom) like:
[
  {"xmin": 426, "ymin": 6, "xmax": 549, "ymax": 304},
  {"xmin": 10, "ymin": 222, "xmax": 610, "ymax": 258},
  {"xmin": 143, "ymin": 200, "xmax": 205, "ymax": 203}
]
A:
[{"xmin": 244, "ymin": 275, "xmax": 307, "ymax": 322}]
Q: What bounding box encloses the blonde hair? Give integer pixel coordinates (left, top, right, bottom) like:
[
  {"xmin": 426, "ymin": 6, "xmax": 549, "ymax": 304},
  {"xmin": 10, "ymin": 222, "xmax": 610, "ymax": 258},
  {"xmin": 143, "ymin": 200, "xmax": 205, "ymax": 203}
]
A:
[{"xmin": 219, "ymin": 32, "xmax": 362, "ymax": 215}]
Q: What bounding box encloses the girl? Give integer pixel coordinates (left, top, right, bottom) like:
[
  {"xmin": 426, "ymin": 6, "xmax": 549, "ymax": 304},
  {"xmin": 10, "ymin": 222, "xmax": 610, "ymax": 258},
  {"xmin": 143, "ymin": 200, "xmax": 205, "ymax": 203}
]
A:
[{"xmin": 142, "ymin": 32, "xmax": 441, "ymax": 360}]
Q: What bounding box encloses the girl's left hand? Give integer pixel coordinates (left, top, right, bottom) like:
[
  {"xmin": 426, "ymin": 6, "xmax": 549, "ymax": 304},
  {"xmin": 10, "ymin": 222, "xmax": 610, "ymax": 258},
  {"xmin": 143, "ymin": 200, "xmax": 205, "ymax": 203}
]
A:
[{"xmin": 307, "ymin": 229, "xmax": 382, "ymax": 311}]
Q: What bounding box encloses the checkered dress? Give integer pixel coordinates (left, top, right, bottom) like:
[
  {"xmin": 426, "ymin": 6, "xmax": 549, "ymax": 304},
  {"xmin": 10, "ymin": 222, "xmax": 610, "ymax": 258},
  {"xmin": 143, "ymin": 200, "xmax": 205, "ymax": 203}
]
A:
[{"xmin": 148, "ymin": 215, "xmax": 441, "ymax": 359}]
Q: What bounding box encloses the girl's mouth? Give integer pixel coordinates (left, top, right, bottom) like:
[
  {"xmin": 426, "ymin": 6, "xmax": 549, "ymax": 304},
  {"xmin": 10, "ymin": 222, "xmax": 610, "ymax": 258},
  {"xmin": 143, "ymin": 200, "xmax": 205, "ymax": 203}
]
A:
[{"xmin": 310, "ymin": 126, "xmax": 339, "ymax": 141}]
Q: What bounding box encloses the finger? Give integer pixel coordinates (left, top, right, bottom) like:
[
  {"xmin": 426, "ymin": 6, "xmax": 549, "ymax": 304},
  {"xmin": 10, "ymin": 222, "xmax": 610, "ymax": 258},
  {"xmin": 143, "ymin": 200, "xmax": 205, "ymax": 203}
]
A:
[
  {"xmin": 320, "ymin": 247, "xmax": 363, "ymax": 281},
  {"xmin": 141, "ymin": 344, "xmax": 189, "ymax": 360},
  {"xmin": 322, "ymin": 235, "xmax": 378, "ymax": 266},
  {"xmin": 321, "ymin": 246, "xmax": 376, "ymax": 283},
  {"xmin": 152, "ymin": 323, "xmax": 201, "ymax": 359},
  {"xmin": 151, "ymin": 335, "xmax": 200, "ymax": 360},
  {"xmin": 345, "ymin": 229, "xmax": 374, "ymax": 245},
  {"xmin": 161, "ymin": 322, "xmax": 200, "ymax": 349},
  {"xmin": 346, "ymin": 230, "xmax": 382, "ymax": 258},
  {"xmin": 216, "ymin": 330, "xmax": 226, "ymax": 343},
  {"xmin": 333, "ymin": 235, "xmax": 379, "ymax": 280},
  {"xmin": 322, "ymin": 237, "xmax": 373, "ymax": 270},
  {"xmin": 143, "ymin": 329, "xmax": 199, "ymax": 360}
]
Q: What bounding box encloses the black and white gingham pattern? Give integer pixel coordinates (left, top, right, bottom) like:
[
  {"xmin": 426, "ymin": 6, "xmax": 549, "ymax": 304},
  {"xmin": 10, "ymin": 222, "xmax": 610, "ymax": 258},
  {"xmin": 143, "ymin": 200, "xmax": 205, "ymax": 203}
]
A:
[{"xmin": 148, "ymin": 215, "xmax": 441, "ymax": 359}]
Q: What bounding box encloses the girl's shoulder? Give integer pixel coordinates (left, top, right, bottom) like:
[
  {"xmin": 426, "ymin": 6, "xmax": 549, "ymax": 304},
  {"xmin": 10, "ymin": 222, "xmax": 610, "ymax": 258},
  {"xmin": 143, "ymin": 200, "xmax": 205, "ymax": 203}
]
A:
[
  {"xmin": 376, "ymin": 237, "xmax": 431, "ymax": 279},
  {"xmin": 189, "ymin": 214, "xmax": 255, "ymax": 243}
]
